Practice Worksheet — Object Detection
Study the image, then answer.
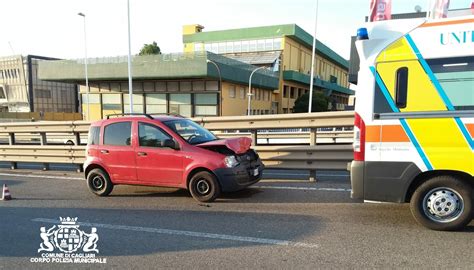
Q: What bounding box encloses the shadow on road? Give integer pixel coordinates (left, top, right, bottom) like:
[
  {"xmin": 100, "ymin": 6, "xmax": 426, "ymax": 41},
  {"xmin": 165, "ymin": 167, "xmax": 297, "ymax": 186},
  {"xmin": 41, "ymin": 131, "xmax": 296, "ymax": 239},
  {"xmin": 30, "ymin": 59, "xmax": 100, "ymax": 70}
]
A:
[
  {"xmin": 0, "ymin": 207, "xmax": 325, "ymax": 258},
  {"xmin": 105, "ymin": 184, "xmax": 355, "ymax": 204}
]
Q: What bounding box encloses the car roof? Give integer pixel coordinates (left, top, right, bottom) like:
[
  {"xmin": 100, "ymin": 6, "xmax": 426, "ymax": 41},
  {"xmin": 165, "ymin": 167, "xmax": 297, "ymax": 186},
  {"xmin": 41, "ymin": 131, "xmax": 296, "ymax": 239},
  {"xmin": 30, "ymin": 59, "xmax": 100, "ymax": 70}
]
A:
[{"xmin": 90, "ymin": 115, "xmax": 186, "ymax": 126}]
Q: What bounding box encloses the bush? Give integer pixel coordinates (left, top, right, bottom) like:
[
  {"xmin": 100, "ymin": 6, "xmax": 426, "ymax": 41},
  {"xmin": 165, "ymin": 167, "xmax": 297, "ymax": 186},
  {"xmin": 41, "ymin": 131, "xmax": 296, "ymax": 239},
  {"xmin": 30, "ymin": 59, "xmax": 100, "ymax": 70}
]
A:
[{"xmin": 293, "ymin": 92, "xmax": 329, "ymax": 113}]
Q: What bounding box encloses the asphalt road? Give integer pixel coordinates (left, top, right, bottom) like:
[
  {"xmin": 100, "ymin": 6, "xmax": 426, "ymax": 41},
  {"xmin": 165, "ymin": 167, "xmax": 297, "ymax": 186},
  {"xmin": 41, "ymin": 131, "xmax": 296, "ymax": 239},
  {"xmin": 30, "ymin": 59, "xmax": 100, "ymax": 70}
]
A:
[{"xmin": 0, "ymin": 168, "xmax": 472, "ymax": 269}]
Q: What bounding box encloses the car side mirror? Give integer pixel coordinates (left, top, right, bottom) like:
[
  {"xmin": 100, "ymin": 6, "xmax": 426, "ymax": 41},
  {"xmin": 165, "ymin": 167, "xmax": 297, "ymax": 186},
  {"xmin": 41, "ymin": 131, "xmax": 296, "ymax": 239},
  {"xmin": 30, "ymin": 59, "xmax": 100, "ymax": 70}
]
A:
[{"xmin": 161, "ymin": 139, "xmax": 179, "ymax": 150}]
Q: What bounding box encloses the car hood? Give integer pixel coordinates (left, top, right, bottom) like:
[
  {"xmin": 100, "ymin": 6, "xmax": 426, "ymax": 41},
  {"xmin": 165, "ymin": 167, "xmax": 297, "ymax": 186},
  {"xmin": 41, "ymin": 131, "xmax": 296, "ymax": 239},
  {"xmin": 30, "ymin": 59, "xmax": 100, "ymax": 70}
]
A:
[{"xmin": 196, "ymin": 137, "xmax": 252, "ymax": 154}]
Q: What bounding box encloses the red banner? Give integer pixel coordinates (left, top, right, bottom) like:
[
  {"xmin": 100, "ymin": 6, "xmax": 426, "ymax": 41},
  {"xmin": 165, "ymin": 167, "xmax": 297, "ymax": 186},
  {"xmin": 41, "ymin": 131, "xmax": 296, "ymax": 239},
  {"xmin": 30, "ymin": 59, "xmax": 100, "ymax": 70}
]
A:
[
  {"xmin": 471, "ymin": 0, "xmax": 474, "ymax": 15},
  {"xmin": 369, "ymin": 0, "xmax": 392, "ymax": 22},
  {"xmin": 429, "ymin": 0, "xmax": 450, "ymax": 19}
]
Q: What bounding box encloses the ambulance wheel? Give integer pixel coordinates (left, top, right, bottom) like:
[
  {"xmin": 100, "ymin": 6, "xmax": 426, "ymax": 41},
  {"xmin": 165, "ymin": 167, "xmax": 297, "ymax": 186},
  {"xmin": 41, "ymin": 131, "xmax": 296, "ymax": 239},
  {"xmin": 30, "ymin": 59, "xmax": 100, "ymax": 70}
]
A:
[
  {"xmin": 87, "ymin": 168, "xmax": 113, "ymax": 196},
  {"xmin": 410, "ymin": 175, "xmax": 472, "ymax": 231}
]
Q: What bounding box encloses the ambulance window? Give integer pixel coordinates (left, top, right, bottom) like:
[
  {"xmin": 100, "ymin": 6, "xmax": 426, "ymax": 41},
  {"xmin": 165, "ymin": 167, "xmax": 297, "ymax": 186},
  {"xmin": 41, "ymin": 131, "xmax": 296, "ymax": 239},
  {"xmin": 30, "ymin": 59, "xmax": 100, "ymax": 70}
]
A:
[
  {"xmin": 374, "ymin": 83, "xmax": 393, "ymax": 114},
  {"xmin": 427, "ymin": 57, "xmax": 474, "ymax": 111},
  {"xmin": 395, "ymin": 67, "xmax": 408, "ymax": 108}
]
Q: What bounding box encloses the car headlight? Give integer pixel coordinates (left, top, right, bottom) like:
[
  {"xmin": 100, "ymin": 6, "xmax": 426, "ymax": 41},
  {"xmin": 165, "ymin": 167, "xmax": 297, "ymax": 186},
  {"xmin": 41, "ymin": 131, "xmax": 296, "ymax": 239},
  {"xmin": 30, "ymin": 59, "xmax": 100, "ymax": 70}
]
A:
[{"xmin": 224, "ymin": 156, "xmax": 239, "ymax": 168}]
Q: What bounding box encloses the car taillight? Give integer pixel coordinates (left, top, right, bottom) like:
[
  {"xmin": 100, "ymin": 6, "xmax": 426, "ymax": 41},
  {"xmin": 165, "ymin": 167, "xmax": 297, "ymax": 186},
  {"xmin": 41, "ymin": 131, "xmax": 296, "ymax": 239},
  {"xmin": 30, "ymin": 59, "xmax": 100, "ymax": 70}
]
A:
[{"xmin": 353, "ymin": 112, "xmax": 365, "ymax": 161}]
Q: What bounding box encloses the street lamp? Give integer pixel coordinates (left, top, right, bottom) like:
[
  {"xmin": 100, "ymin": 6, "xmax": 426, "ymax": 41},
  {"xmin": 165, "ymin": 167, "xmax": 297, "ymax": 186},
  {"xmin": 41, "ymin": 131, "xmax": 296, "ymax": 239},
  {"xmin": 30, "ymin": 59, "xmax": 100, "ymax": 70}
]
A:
[
  {"xmin": 77, "ymin": 12, "xmax": 89, "ymax": 120},
  {"xmin": 206, "ymin": 59, "xmax": 222, "ymax": 116},
  {"xmin": 248, "ymin": 66, "xmax": 266, "ymax": 116},
  {"xmin": 127, "ymin": 0, "xmax": 133, "ymax": 114},
  {"xmin": 308, "ymin": 0, "xmax": 319, "ymax": 113}
]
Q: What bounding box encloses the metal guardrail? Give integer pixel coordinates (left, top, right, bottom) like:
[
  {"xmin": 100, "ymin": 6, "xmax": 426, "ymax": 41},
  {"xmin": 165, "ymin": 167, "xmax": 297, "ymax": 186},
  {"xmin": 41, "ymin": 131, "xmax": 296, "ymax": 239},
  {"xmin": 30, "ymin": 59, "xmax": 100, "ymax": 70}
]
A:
[{"xmin": 0, "ymin": 112, "xmax": 355, "ymax": 180}]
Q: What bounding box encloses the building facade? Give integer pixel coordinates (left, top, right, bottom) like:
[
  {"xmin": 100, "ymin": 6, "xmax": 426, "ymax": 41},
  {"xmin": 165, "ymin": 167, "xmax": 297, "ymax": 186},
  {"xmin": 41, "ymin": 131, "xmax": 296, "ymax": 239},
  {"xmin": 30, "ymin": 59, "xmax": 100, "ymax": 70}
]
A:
[
  {"xmin": 183, "ymin": 24, "xmax": 354, "ymax": 113},
  {"xmin": 0, "ymin": 55, "xmax": 78, "ymax": 113},
  {"xmin": 38, "ymin": 52, "xmax": 279, "ymax": 120}
]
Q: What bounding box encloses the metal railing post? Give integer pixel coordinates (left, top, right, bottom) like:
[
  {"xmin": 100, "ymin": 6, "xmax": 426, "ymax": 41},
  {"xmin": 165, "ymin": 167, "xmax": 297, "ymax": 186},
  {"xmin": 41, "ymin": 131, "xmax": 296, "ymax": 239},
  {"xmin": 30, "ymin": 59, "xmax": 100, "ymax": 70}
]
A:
[
  {"xmin": 39, "ymin": 132, "xmax": 49, "ymax": 171},
  {"xmin": 251, "ymin": 130, "xmax": 258, "ymax": 146},
  {"xmin": 8, "ymin": 132, "xmax": 17, "ymax": 169},
  {"xmin": 74, "ymin": 132, "xmax": 81, "ymax": 145},
  {"xmin": 309, "ymin": 128, "xmax": 317, "ymax": 146}
]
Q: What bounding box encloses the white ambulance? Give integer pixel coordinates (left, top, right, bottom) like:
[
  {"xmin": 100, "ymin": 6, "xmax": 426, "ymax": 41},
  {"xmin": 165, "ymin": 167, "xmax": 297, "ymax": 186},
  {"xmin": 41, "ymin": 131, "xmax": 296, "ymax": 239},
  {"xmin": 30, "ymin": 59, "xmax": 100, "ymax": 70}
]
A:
[{"xmin": 351, "ymin": 15, "xmax": 473, "ymax": 230}]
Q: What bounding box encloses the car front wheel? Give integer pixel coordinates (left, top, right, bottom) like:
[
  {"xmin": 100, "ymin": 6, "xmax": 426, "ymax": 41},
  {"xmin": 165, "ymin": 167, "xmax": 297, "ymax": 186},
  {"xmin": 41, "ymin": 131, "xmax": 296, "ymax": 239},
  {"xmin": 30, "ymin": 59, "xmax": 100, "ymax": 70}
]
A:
[
  {"xmin": 188, "ymin": 171, "xmax": 220, "ymax": 202},
  {"xmin": 410, "ymin": 175, "xmax": 472, "ymax": 231}
]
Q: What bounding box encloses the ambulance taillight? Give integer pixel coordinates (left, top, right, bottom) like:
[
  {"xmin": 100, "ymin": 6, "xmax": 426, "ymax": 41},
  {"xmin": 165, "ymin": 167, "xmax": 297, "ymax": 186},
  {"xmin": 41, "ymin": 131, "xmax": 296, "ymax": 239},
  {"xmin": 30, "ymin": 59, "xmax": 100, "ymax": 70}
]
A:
[{"xmin": 353, "ymin": 112, "xmax": 365, "ymax": 161}]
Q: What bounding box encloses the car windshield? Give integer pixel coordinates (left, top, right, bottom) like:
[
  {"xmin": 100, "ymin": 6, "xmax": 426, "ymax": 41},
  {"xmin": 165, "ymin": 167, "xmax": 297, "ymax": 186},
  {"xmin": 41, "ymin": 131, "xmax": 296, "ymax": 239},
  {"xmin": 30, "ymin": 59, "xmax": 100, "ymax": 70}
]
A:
[{"xmin": 163, "ymin": 119, "xmax": 217, "ymax": 145}]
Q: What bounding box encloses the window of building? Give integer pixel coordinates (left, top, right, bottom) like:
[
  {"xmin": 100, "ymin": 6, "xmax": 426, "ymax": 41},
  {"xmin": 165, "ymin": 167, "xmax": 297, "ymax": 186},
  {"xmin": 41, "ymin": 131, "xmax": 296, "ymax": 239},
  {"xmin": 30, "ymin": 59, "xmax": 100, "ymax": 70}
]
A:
[
  {"xmin": 0, "ymin": 87, "xmax": 5, "ymax": 99},
  {"xmin": 290, "ymin": 87, "xmax": 295, "ymax": 99},
  {"xmin": 205, "ymin": 81, "xmax": 218, "ymax": 91},
  {"xmin": 233, "ymin": 41, "xmax": 241, "ymax": 53},
  {"xmin": 170, "ymin": 93, "xmax": 192, "ymax": 117},
  {"xmin": 103, "ymin": 122, "xmax": 131, "ymax": 146},
  {"xmin": 283, "ymin": 108, "xmax": 288, "ymax": 113},
  {"xmin": 241, "ymin": 40, "xmax": 249, "ymax": 52},
  {"xmin": 257, "ymin": 40, "xmax": 265, "ymax": 51},
  {"xmin": 146, "ymin": 94, "xmax": 167, "ymax": 114},
  {"xmin": 211, "ymin": 43, "xmax": 218, "ymax": 53},
  {"xmin": 138, "ymin": 122, "xmax": 171, "ymax": 148},
  {"xmin": 218, "ymin": 42, "xmax": 226, "ymax": 53},
  {"xmin": 229, "ymin": 86, "xmax": 236, "ymax": 98},
  {"xmin": 124, "ymin": 93, "xmax": 144, "ymax": 113},
  {"xmin": 226, "ymin": 42, "xmax": 233, "ymax": 53},
  {"xmin": 249, "ymin": 40, "xmax": 257, "ymax": 52},
  {"xmin": 265, "ymin": 39, "xmax": 273, "ymax": 51},
  {"xmin": 283, "ymin": 85, "xmax": 288, "ymax": 98},
  {"xmin": 251, "ymin": 89, "xmax": 256, "ymax": 100},
  {"xmin": 82, "ymin": 93, "xmax": 100, "ymax": 104},
  {"xmin": 194, "ymin": 43, "xmax": 204, "ymax": 52},
  {"xmin": 205, "ymin": 43, "xmax": 212, "ymax": 52},
  {"xmin": 144, "ymin": 82, "xmax": 155, "ymax": 92},
  {"xmin": 99, "ymin": 83, "xmax": 110, "ymax": 92},
  {"xmin": 192, "ymin": 81, "xmax": 205, "ymax": 91},
  {"xmin": 102, "ymin": 94, "xmax": 122, "ymax": 114},
  {"xmin": 194, "ymin": 93, "xmax": 218, "ymax": 116},
  {"xmin": 155, "ymin": 81, "xmax": 167, "ymax": 91},
  {"xmin": 330, "ymin": 75, "xmax": 338, "ymax": 84},
  {"xmin": 168, "ymin": 82, "xmax": 179, "ymax": 92},
  {"xmin": 180, "ymin": 81, "xmax": 192, "ymax": 91},
  {"xmin": 240, "ymin": 87, "xmax": 246, "ymax": 99}
]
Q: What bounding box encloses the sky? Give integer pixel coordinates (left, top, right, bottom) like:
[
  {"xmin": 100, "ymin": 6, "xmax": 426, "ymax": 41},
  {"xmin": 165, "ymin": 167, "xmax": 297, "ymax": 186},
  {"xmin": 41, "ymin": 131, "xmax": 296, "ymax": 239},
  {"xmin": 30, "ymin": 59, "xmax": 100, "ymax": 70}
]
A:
[{"xmin": 0, "ymin": 0, "xmax": 472, "ymax": 60}]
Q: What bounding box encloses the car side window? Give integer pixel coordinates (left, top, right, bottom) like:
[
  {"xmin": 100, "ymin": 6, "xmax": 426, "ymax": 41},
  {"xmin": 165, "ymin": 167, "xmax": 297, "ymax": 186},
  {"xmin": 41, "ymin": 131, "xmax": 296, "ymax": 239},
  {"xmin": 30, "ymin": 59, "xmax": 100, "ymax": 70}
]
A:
[
  {"xmin": 88, "ymin": 126, "xmax": 100, "ymax": 145},
  {"xmin": 103, "ymin": 122, "xmax": 132, "ymax": 146},
  {"xmin": 138, "ymin": 122, "xmax": 171, "ymax": 148}
]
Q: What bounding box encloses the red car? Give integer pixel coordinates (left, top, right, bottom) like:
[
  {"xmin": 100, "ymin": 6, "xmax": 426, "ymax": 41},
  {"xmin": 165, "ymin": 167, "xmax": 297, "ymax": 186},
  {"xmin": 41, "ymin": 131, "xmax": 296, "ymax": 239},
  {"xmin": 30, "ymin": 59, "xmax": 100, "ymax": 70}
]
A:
[{"xmin": 84, "ymin": 114, "xmax": 263, "ymax": 202}]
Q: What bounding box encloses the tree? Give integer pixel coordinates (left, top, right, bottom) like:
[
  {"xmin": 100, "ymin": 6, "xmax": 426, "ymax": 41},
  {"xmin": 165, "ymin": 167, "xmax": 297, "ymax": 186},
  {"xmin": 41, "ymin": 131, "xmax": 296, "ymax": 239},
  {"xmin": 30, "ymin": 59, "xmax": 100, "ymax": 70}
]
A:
[
  {"xmin": 292, "ymin": 91, "xmax": 329, "ymax": 113},
  {"xmin": 138, "ymin": 41, "xmax": 161, "ymax": 56}
]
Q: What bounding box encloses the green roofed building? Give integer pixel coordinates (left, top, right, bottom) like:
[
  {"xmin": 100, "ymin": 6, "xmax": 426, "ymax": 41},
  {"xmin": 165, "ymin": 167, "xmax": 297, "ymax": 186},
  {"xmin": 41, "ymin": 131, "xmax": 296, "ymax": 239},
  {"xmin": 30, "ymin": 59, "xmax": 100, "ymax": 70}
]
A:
[
  {"xmin": 183, "ymin": 24, "xmax": 354, "ymax": 113},
  {"xmin": 38, "ymin": 52, "xmax": 279, "ymax": 120}
]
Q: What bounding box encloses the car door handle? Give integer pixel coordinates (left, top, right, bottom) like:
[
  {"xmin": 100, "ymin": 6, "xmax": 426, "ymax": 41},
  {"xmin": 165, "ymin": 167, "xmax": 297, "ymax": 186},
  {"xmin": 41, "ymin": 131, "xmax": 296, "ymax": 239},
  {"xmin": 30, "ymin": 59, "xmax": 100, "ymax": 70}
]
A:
[
  {"xmin": 100, "ymin": 150, "xmax": 109, "ymax": 154},
  {"xmin": 137, "ymin": 152, "xmax": 147, "ymax": 157}
]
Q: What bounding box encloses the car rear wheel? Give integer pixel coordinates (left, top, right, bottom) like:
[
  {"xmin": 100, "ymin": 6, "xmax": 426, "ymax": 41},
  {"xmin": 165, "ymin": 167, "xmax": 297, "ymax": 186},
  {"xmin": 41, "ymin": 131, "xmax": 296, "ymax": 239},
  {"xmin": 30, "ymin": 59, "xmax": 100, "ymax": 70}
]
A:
[
  {"xmin": 87, "ymin": 168, "xmax": 113, "ymax": 196},
  {"xmin": 189, "ymin": 171, "xmax": 220, "ymax": 202},
  {"xmin": 410, "ymin": 175, "xmax": 472, "ymax": 231}
]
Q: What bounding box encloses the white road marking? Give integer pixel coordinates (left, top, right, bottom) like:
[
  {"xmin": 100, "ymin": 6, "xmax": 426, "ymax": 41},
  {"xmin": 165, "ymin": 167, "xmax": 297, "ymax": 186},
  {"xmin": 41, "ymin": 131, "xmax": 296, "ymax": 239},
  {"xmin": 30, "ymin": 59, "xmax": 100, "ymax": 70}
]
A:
[
  {"xmin": 0, "ymin": 172, "xmax": 83, "ymax": 181},
  {"xmin": 253, "ymin": 185, "xmax": 351, "ymax": 192},
  {"xmin": 32, "ymin": 218, "xmax": 319, "ymax": 249}
]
